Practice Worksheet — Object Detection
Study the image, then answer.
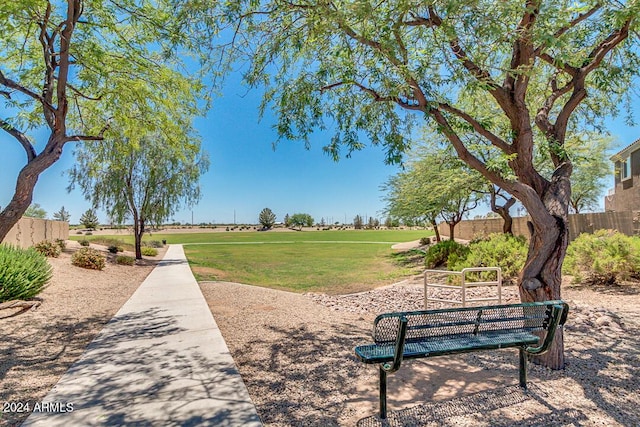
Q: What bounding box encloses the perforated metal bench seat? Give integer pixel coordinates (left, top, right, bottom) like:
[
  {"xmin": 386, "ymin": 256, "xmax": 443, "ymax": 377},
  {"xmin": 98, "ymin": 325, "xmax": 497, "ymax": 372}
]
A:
[
  {"xmin": 354, "ymin": 300, "xmax": 569, "ymax": 419},
  {"xmin": 355, "ymin": 330, "xmax": 540, "ymax": 364}
]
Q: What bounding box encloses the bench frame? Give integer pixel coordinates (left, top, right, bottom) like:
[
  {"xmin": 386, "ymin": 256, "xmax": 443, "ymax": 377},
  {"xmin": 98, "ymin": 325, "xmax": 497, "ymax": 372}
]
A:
[{"xmin": 354, "ymin": 300, "xmax": 569, "ymax": 419}]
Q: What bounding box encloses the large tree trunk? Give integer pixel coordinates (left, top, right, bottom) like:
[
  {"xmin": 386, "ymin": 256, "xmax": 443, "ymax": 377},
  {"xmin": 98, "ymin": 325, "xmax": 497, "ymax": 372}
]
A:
[
  {"xmin": 0, "ymin": 139, "xmax": 65, "ymax": 242},
  {"xmin": 448, "ymin": 222, "xmax": 455, "ymax": 240},
  {"xmin": 517, "ymin": 164, "xmax": 571, "ymax": 370}
]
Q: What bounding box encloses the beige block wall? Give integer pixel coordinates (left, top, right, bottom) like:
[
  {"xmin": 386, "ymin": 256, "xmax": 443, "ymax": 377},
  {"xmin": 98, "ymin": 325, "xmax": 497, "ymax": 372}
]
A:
[
  {"xmin": 439, "ymin": 211, "xmax": 636, "ymax": 242},
  {"xmin": 3, "ymin": 217, "xmax": 70, "ymax": 249}
]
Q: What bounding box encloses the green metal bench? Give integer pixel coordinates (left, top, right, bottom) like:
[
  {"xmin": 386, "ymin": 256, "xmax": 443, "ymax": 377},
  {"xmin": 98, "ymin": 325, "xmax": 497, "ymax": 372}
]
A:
[{"xmin": 354, "ymin": 300, "xmax": 569, "ymax": 419}]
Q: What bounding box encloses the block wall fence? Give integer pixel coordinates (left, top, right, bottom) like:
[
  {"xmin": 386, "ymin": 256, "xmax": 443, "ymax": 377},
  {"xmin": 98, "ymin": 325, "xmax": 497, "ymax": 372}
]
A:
[
  {"xmin": 3, "ymin": 217, "xmax": 69, "ymax": 248},
  {"xmin": 438, "ymin": 211, "xmax": 637, "ymax": 242}
]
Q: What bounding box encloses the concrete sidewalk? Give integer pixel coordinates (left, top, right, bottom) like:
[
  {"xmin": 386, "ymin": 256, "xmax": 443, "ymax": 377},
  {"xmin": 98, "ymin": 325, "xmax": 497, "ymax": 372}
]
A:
[{"xmin": 23, "ymin": 245, "xmax": 262, "ymax": 427}]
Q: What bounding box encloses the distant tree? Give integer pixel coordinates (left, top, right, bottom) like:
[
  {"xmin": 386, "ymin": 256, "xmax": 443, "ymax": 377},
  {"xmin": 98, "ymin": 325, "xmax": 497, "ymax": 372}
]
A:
[
  {"xmin": 258, "ymin": 208, "xmax": 277, "ymax": 229},
  {"xmin": 384, "ymin": 216, "xmax": 399, "ymax": 229},
  {"xmin": 565, "ymin": 135, "xmax": 612, "ymax": 214},
  {"xmin": 283, "ymin": 213, "xmax": 291, "ymax": 227},
  {"xmin": 52, "ymin": 206, "xmax": 71, "ymax": 223},
  {"xmin": 383, "ymin": 146, "xmax": 485, "ymax": 240},
  {"xmin": 0, "ymin": 1, "xmax": 205, "ymax": 242},
  {"xmin": 367, "ymin": 217, "xmax": 380, "ymax": 229},
  {"xmin": 489, "ymin": 186, "xmax": 517, "ymax": 234},
  {"xmin": 69, "ymin": 131, "xmax": 209, "ymax": 259},
  {"xmin": 353, "ymin": 215, "xmax": 364, "ymax": 230},
  {"xmin": 23, "ymin": 204, "xmax": 47, "ymax": 219},
  {"xmin": 225, "ymin": 0, "xmax": 639, "ymax": 370},
  {"xmin": 79, "ymin": 209, "xmax": 99, "ymax": 230},
  {"xmin": 289, "ymin": 213, "xmax": 314, "ymax": 230}
]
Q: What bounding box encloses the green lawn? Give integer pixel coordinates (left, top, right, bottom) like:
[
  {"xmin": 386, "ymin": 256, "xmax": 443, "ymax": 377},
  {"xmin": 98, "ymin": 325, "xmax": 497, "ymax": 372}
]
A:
[{"xmin": 72, "ymin": 229, "xmax": 432, "ymax": 294}]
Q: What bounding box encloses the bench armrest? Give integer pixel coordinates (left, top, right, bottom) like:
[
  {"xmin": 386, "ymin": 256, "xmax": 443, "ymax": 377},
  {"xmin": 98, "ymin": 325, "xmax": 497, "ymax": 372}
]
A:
[
  {"xmin": 381, "ymin": 315, "xmax": 408, "ymax": 373},
  {"xmin": 525, "ymin": 303, "xmax": 565, "ymax": 355}
]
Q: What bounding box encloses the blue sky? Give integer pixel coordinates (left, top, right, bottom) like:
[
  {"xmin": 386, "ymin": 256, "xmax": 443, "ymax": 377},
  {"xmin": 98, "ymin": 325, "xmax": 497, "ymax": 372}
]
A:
[
  {"xmin": 0, "ymin": 74, "xmax": 400, "ymax": 225},
  {"xmin": 1, "ymin": 74, "xmax": 640, "ymax": 225}
]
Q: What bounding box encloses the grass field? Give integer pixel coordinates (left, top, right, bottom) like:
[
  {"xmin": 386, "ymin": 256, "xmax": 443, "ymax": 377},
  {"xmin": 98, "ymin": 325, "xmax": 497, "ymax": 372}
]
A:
[{"xmin": 72, "ymin": 229, "xmax": 432, "ymax": 294}]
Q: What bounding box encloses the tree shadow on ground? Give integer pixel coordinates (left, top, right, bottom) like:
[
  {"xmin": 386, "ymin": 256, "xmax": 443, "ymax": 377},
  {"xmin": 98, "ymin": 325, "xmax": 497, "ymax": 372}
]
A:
[
  {"xmin": 9, "ymin": 307, "xmax": 260, "ymax": 427},
  {"xmin": 356, "ymin": 384, "xmax": 589, "ymax": 426}
]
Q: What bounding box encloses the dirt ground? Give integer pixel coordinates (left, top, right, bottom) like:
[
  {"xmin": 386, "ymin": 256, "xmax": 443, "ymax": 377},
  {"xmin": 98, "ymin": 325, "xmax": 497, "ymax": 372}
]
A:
[
  {"xmin": 1, "ymin": 241, "xmax": 639, "ymax": 426},
  {"xmin": 201, "ymin": 280, "xmax": 640, "ymax": 426},
  {"xmin": 0, "ymin": 242, "xmax": 164, "ymax": 427}
]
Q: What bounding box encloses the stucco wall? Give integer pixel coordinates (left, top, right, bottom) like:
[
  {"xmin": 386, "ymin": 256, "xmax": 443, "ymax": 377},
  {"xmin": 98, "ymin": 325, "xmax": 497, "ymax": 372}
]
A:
[
  {"xmin": 439, "ymin": 211, "xmax": 636, "ymax": 242},
  {"xmin": 3, "ymin": 217, "xmax": 69, "ymax": 248}
]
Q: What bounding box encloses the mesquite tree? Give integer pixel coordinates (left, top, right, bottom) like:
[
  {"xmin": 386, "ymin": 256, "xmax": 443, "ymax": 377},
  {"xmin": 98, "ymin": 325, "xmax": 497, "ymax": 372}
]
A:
[
  {"xmin": 68, "ymin": 131, "xmax": 209, "ymax": 259},
  {"xmin": 0, "ymin": 0, "xmax": 204, "ymax": 241},
  {"xmin": 225, "ymin": 1, "xmax": 640, "ymax": 368}
]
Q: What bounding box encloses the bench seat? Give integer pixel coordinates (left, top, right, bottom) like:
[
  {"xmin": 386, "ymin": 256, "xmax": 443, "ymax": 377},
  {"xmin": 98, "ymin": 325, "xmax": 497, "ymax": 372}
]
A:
[
  {"xmin": 355, "ymin": 330, "xmax": 540, "ymax": 364},
  {"xmin": 354, "ymin": 300, "xmax": 569, "ymax": 419}
]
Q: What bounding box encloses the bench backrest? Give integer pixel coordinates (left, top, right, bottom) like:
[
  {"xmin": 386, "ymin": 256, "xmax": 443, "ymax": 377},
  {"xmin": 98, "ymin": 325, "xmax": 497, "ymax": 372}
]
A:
[{"xmin": 373, "ymin": 300, "xmax": 569, "ymax": 345}]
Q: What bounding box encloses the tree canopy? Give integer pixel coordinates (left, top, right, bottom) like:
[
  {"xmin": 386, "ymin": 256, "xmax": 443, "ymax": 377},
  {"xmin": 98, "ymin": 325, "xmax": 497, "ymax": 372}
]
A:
[
  {"xmin": 68, "ymin": 130, "xmax": 209, "ymax": 259},
  {"xmin": 225, "ymin": 0, "xmax": 640, "ymax": 368},
  {"xmin": 0, "ymin": 0, "xmax": 206, "ymax": 241}
]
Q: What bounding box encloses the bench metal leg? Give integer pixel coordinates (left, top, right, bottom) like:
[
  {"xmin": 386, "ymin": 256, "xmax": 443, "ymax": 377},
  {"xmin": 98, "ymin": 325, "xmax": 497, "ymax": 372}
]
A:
[
  {"xmin": 379, "ymin": 366, "xmax": 388, "ymax": 419},
  {"xmin": 519, "ymin": 347, "xmax": 527, "ymax": 389}
]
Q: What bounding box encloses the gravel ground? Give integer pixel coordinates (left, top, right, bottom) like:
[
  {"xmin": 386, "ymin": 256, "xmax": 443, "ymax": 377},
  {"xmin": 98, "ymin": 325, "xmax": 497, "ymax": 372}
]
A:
[
  {"xmin": 201, "ymin": 278, "xmax": 640, "ymax": 427},
  {"xmin": 0, "ymin": 242, "xmax": 162, "ymax": 427},
  {"xmin": 2, "ymin": 241, "xmax": 639, "ymax": 427}
]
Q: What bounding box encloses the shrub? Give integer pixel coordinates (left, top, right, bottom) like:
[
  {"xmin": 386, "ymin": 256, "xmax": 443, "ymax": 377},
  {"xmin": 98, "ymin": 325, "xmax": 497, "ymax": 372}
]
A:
[
  {"xmin": 419, "ymin": 237, "xmax": 432, "ymax": 246},
  {"xmin": 425, "ymin": 240, "xmax": 470, "ymax": 269},
  {"xmin": 76, "ymin": 230, "xmax": 84, "ymax": 235},
  {"xmin": 55, "ymin": 239, "xmax": 67, "ymax": 250},
  {"xmin": 85, "ymin": 231, "xmax": 93, "ymax": 236},
  {"xmin": 72, "ymin": 248, "xmax": 106, "ymax": 270},
  {"xmin": 107, "ymin": 245, "xmax": 123, "ymax": 254},
  {"xmin": 115, "ymin": 255, "xmax": 135, "ymax": 266},
  {"xmin": 563, "ymin": 230, "xmax": 640, "ymax": 284},
  {"xmin": 143, "ymin": 240, "xmax": 164, "ymax": 248},
  {"xmin": 449, "ymin": 233, "xmax": 528, "ymax": 282},
  {"xmin": 33, "ymin": 240, "xmax": 61, "ymax": 258},
  {"xmin": 79, "ymin": 239, "xmax": 90, "ymax": 247},
  {"xmin": 0, "ymin": 245, "xmax": 52, "ymax": 302},
  {"xmin": 141, "ymin": 247, "xmax": 158, "ymax": 256}
]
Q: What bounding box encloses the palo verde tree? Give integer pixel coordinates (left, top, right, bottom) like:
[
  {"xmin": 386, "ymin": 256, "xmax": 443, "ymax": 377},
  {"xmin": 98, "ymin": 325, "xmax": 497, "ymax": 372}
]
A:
[
  {"xmin": 0, "ymin": 0, "xmax": 205, "ymax": 242},
  {"xmin": 227, "ymin": 0, "xmax": 640, "ymax": 368},
  {"xmin": 68, "ymin": 130, "xmax": 209, "ymax": 259}
]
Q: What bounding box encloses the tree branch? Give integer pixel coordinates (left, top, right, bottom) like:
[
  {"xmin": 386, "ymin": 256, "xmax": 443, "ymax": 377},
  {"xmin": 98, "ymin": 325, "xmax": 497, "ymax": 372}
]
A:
[
  {"xmin": 0, "ymin": 70, "xmax": 54, "ymax": 111},
  {"xmin": 0, "ymin": 119, "xmax": 37, "ymax": 162},
  {"xmin": 320, "ymin": 81, "xmax": 423, "ymax": 110},
  {"xmin": 437, "ymin": 102, "xmax": 514, "ymax": 154},
  {"xmin": 428, "ymin": 107, "xmax": 513, "ymax": 194}
]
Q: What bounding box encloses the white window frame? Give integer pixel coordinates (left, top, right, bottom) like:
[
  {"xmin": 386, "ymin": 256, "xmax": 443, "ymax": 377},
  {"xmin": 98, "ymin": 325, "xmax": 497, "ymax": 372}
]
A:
[{"xmin": 621, "ymin": 156, "xmax": 631, "ymax": 181}]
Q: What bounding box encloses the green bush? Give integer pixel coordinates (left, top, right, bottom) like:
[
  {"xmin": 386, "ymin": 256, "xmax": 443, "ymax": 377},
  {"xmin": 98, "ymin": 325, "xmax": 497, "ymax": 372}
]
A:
[
  {"xmin": 419, "ymin": 237, "xmax": 432, "ymax": 246},
  {"xmin": 449, "ymin": 233, "xmax": 528, "ymax": 282},
  {"xmin": 107, "ymin": 245, "xmax": 123, "ymax": 254},
  {"xmin": 33, "ymin": 240, "xmax": 61, "ymax": 258},
  {"xmin": 425, "ymin": 240, "xmax": 470, "ymax": 269},
  {"xmin": 79, "ymin": 239, "xmax": 90, "ymax": 247},
  {"xmin": 141, "ymin": 247, "xmax": 158, "ymax": 256},
  {"xmin": 563, "ymin": 230, "xmax": 640, "ymax": 284},
  {"xmin": 71, "ymin": 248, "xmax": 106, "ymax": 270},
  {"xmin": 115, "ymin": 255, "xmax": 135, "ymax": 266},
  {"xmin": 0, "ymin": 244, "xmax": 52, "ymax": 302},
  {"xmin": 55, "ymin": 239, "xmax": 67, "ymax": 250}
]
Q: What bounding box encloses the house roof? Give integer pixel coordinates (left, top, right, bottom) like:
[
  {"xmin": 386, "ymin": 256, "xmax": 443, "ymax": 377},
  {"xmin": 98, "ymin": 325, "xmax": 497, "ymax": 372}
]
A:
[{"xmin": 610, "ymin": 137, "xmax": 640, "ymax": 161}]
